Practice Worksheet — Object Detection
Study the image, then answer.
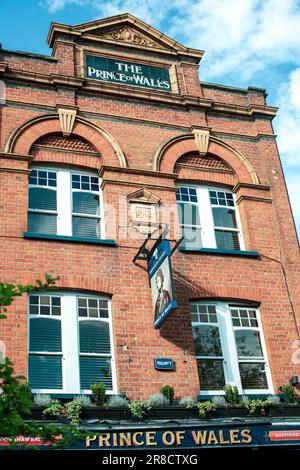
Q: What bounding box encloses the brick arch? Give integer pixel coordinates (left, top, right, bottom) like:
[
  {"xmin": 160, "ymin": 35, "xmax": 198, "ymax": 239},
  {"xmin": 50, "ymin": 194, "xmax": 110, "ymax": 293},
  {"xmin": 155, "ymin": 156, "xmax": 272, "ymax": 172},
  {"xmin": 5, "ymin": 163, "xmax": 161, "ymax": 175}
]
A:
[
  {"xmin": 153, "ymin": 134, "xmax": 259, "ymax": 184},
  {"xmin": 5, "ymin": 114, "xmax": 127, "ymax": 167}
]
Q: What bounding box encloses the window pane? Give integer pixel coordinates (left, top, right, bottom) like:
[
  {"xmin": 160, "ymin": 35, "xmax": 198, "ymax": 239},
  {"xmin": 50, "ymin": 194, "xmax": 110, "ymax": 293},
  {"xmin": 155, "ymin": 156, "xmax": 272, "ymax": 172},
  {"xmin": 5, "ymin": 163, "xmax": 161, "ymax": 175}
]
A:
[
  {"xmin": 29, "ymin": 355, "xmax": 62, "ymax": 389},
  {"xmin": 29, "ymin": 187, "xmax": 57, "ymax": 211},
  {"xmin": 212, "ymin": 207, "xmax": 237, "ymax": 229},
  {"xmin": 72, "ymin": 216, "xmax": 100, "ymax": 238},
  {"xmin": 239, "ymin": 362, "xmax": 268, "ymax": 389},
  {"xmin": 72, "ymin": 192, "xmax": 99, "ymax": 215},
  {"xmin": 215, "ymin": 230, "xmax": 240, "ymax": 250},
  {"xmin": 80, "ymin": 356, "xmax": 112, "ymax": 390},
  {"xmin": 180, "ymin": 226, "xmax": 202, "ymax": 249},
  {"xmin": 28, "ymin": 213, "xmax": 57, "ymax": 234},
  {"xmin": 178, "ymin": 202, "xmax": 200, "ymax": 226},
  {"xmin": 193, "ymin": 325, "xmax": 223, "ymax": 356},
  {"xmin": 197, "ymin": 359, "xmax": 225, "ymax": 390},
  {"xmin": 79, "ymin": 320, "xmax": 111, "ymax": 354},
  {"xmin": 29, "ymin": 318, "xmax": 61, "ymax": 352},
  {"xmin": 235, "ymin": 330, "xmax": 264, "ymax": 358}
]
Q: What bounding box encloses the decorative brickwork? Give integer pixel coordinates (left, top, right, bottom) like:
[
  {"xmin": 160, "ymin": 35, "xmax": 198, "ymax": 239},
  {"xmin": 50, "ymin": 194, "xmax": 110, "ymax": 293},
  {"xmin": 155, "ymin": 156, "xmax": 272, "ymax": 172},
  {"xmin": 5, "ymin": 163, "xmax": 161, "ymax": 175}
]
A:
[
  {"xmin": 175, "ymin": 152, "xmax": 233, "ymax": 172},
  {"xmin": 32, "ymin": 133, "xmax": 98, "ymax": 154}
]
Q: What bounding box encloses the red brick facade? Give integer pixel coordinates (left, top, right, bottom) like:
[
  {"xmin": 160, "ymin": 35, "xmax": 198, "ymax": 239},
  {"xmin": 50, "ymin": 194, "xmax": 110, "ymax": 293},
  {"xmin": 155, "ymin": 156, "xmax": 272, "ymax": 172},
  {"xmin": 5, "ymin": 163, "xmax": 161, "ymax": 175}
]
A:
[{"xmin": 0, "ymin": 13, "xmax": 299, "ymax": 399}]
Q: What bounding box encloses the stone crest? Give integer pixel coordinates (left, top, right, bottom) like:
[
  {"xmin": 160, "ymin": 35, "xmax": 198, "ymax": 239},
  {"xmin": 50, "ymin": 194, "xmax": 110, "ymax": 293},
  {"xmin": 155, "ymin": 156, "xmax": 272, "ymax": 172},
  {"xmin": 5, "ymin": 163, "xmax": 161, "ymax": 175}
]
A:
[{"xmin": 97, "ymin": 26, "xmax": 160, "ymax": 48}]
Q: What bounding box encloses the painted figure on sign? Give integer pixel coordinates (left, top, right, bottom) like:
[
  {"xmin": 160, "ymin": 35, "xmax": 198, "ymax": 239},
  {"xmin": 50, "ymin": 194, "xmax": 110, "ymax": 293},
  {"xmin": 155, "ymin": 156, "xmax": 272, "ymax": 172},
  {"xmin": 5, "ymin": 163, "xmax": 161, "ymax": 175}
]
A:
[{"xmin": 154, "ymin": 268, "xmax": 171, "ymax": 319}]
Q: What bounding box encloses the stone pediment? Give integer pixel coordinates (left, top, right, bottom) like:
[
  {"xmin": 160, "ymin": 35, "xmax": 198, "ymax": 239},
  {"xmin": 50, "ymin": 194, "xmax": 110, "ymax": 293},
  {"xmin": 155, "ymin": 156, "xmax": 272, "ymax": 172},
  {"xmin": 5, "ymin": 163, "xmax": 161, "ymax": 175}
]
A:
[
  {"xmin": 90, "ymin": 25, "xmax": 162, "ymax": 49},
  {"xmin": 127, "ymin": 188, "xmax": 160, "ymax": 204},
  {"xmin": 47, "ymin": 13, "xmax": 203, "ymax": 59}
]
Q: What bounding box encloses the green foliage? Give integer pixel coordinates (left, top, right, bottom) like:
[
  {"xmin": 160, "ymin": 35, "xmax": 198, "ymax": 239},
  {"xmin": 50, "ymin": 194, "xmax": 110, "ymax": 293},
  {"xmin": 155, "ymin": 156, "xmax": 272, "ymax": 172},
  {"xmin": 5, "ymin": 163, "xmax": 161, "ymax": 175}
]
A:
[
  {"xmin": 267, "ymin": 395, "xmax": 281, "ymax": 406},
  {"xmin": 160, "ymin": 385, "xmax": 174, "ymax": 404},
  {"xmin": 0, "ymin": 359, "xmax": 33, "ymax": 435},
  {"xmin": 129, "ymin": 400, "xmax": 152, "ymax": 420},
  {"xmin": 281, "ymin": 384, "xmax": 295, "ymax": 404},
  {"xmin": 179, "ymin": 396, "xmax": 197, "ymax": 409},
  {"xmin": 0, "ymin": 274, "xmax": 60, "ymax": 318},
  {"xmin": 73, "ymin": 395, "xmax": 92, "ymax": 408},
  {"xmin": 147, "ymin": 393, "xmax": 170, "ymax": 407},
  {"xmin": 34, "ymin": 394, "xmax": 52, "ymax": 407},
  {"xmin": 107, "ymin": 395, "xmax": 130, "ymax": 408},
  {"xmin": 211, "ymin": 396, "xmax": 227, "ymax": 408},
  {"xmin": 247, "ymin": 398, "xmax": 269, "ymax": 415},
  {"xmin": 65, "ymin": 400, "xmax": 83, "ymax": 425},
  {"xmin": 91, "ymin": 382, "xmax": 106, "ymax": 406},
  {"xmin": 197, "ymin": 401, "xmax": 217, "ymax": 417},
  {"xmin": 224, "ymin": 384, "xmax": 239, "ymax": 405},
  {"xmin": 42, "ymin": 399, "xmax": 64, "ymax": 418}
]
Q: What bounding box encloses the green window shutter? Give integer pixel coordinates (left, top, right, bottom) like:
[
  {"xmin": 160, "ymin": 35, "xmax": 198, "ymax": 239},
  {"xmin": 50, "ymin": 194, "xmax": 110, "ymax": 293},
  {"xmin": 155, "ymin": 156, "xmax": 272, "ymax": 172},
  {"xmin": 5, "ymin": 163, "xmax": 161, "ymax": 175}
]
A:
[
  {"xmin": 28, "ymin": 213, "xmax": 57, "ymax": 234},
  {"xmin": 28, "ymin": 355, "xmax": 62, "ymax": 390},
  {"xmin": 79, "ymin": 320, "xmax": 110, "ymax": 354},
  {"xmin": 215, "ymin": 230, "xmax": 240, "ymax": 250},
  {"xmin": 72, "ymin": 192, "xmax": 99, "ymax": 215},
  {"xmin": 28, "ymin": 187, "xmax": 57, "ymax": 234},
  {"xmin": 212, "ymin": 207, "xmax": 237, "ymax": 228},
  {"xmin": 29, "ymin": 318, "xmax": 62, "ymax": 389},
  {"xmin": 29, "ymin": 318, "xmax": 61, "ymax": 352},
  {"xmin": 178, "ymin": 202, "xmax": 200, "ymax": 226},
  {"xmin": 28, "ymin": 187, "xmax": 57, "ymax": 211},
  {"xmin": 72, "ymin": 216, "xmax": 100, "ymax": 238},
  {"xmin": 80, "ymin": 356, "xmax": 112, "ymax": 390}
]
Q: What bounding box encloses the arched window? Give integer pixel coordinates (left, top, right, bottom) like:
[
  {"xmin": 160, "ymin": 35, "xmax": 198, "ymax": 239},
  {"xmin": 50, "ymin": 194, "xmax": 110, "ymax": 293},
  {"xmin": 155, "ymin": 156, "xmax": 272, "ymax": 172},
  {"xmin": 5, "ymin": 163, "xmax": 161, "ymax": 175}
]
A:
[{"xmin": 28, "ymin": 293, "xmax": 116, "ymax": 394}]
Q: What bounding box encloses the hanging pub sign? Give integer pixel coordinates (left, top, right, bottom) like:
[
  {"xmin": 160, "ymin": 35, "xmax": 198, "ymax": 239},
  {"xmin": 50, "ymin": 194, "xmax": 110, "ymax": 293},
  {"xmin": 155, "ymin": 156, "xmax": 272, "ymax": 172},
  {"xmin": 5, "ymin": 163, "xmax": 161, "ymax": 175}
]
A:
[
  {"xmin": 86, "ymin": 55, "xmax": 172, "ymax": 91},
  {"xmin": 148, "ymin": 240, "xmax": 177, "ymax": 329}
]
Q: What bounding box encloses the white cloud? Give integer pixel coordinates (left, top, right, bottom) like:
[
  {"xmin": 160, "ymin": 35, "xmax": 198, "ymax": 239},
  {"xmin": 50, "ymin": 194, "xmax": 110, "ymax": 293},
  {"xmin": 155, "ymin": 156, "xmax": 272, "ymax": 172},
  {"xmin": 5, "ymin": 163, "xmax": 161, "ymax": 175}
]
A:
[
  {"xmin": 42, "ymin": 0, "xmax": 86, "ymax": 13},
  {"xmin": 284, "ymin": 169, "xmax": 300, "ymax": 237},
  {"xmin": 275, "ymin": 68, "xmax": 300, "ymax": 167}
]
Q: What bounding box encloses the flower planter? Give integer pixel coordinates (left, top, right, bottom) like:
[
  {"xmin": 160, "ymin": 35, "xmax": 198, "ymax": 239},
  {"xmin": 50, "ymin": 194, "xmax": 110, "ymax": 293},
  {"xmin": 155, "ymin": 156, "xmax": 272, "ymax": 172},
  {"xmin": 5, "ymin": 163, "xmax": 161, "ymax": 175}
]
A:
[
  {"xmin": 81, "ymin": 406, "xmax": 131, "ymax": 420},
  {"xmin": 147, "ymin": 406, "xmax": 189, "ymax": 419},
  {"xmin": 24, "ymin": 403, "xmax": 300, "ymax": 423}
]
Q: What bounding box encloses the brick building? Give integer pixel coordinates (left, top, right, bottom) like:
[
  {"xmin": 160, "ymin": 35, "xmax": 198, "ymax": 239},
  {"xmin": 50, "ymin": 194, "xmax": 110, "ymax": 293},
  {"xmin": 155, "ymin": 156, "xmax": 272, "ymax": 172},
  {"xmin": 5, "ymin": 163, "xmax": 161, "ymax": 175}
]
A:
[{"xmin": 0, "ymin": 13, "xmax": 299, "ymax": 403}]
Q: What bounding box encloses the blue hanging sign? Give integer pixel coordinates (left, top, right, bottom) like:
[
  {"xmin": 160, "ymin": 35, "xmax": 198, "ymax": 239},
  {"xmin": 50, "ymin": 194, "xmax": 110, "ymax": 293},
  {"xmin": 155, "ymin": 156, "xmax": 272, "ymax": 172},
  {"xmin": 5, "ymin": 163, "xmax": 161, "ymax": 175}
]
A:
[{"xmin": 148, "ymin": 240, "xmax": 177, "ymax": 329}]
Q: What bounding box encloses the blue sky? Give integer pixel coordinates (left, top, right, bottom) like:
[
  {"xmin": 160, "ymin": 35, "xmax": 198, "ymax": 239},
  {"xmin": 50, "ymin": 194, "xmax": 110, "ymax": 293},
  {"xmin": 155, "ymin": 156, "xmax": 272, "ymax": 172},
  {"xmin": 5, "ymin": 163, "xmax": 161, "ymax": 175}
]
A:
[{"xmin": 1, "ymin": 0, "xmax": 299, "ymax": 238}]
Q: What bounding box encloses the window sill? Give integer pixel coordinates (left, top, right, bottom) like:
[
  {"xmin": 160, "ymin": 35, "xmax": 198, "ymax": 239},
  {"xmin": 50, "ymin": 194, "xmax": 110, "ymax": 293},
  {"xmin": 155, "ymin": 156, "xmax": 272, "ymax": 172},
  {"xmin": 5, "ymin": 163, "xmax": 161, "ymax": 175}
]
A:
[
  {"xmin": 23, "ymin": 232, "xmax": 117, "ymax": 246},
  {"xmin": 179, "ymin": 247, "xmax": 260, "ymax": 258}
]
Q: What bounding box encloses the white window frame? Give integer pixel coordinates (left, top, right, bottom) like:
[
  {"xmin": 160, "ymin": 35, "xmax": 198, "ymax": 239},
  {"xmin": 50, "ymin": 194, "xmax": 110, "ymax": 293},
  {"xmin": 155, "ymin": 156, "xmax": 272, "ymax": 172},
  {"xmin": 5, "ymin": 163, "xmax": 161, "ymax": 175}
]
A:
[
  {"xmin": 27, "ymin": 292, "xmax": 117, "ymax": 395},
  {"xmin": 177, "ymin": 184, "xmax": 244, "ymax": 250},
  {"xmin": 191, "ymin": 301, "xmax": 274, "ymax": 396},
  {"xmin": 28, "ymin": 166, "xmax": 105, "ymax": 239}
]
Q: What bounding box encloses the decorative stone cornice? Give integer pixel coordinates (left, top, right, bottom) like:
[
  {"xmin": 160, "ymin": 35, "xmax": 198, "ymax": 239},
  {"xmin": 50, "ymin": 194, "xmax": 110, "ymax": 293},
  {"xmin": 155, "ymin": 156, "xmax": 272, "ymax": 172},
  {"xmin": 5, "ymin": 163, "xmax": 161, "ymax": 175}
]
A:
[
  {"xmin": 57, "ymin": 106, "xmax": 77, "ymax": 136},
  {"xmin": 97, "ymin": 26, "xmax": 159, "ymax": 48},
  {"xmin": 191, "ymin": 126, "xmax": 210, "ymax": 155}
]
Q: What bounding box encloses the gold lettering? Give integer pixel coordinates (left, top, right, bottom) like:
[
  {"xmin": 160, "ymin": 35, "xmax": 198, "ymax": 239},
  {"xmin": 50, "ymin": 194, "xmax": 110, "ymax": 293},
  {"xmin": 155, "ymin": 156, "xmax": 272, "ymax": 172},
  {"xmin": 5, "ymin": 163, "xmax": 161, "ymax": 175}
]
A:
[
  {"xmin": 191, "ymin": 430, "xmax": 207, "ymax": 445},
  {"xmin": 162, "ymin": 431, "xmax": 175, "ymax": 446},
  {"xmin": 241, "ymin": 429, "xmax": 252, "ymax": 444},
  {"xmin": 207, "ymin": 431, "xmax": 219, "ymax": 445},
  {"xmin": 132, "ymin": 432, "xmax": 144, "ymax": 447},
  {"xmin": 219, "ymin": 430, "xmax": 230, "ymax": 445},
  {"xmin": 229, "ymin": 430, "xmax": 241, "ymax": 444},
  {"xmin": 176, "ymin": 431, "xmax": 185, "ymax": 445},
  {"xmin": 146, "ymin": 431, "xmax": 157, "ymax": 446},
  {"xmin": 119, "ymin": 432, "xmax": 132, "ymax": 447},
  {"xmin": 85, "ymin": 435, "xmax": 97, "ymax": 448},
  {"xmin": 98, "ymin": 433, "xmax": 111, "ymax": 447},
  {"xmin": 112, "ymin": 433, "xmax": 118, "ymax": 447}
]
